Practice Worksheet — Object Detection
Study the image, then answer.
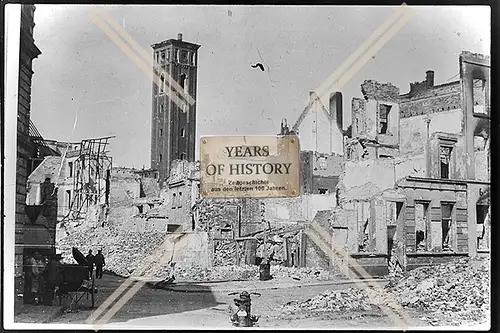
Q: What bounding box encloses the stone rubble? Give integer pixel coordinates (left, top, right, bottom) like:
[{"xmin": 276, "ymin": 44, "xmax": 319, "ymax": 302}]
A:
[
  {"xmin": 280, "ymin": 256, "xmax": 490, "ymax": 327},
  {"xmin": 385, "ymin": 256, "xmax": 490, "ymax": 326}
]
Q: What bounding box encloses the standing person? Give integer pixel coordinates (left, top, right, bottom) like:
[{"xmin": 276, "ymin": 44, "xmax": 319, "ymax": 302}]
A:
[
  {"xmin": 86, "ymin": 250, "xmax": 94, "ymax": 280},
  {"xmin": 94, "ymin": 249, "xmax": 105, "ymax": 279},
  {"xmin": 23, "ymin": 254, "xmax": 35, "ymax": 304},
  {"xmin": 35, "ymin": 254, "xmax": 47, "ymax": 305},
  {"xmin": 44, "ymin": 253, "xmax": 63, "ymax": 305}
]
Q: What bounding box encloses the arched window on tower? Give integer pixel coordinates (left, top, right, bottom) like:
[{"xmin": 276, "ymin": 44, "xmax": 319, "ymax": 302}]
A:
[
  {"xmin": 159, "ymin": 154, "xmax": 163, "ymax": 162},
  {"xmin": 160, "ymin": 75, "xmax": 165, "ymax": 93}
]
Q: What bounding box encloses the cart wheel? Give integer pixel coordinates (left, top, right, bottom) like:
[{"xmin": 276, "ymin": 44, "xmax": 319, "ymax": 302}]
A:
[{"xmin": 91, "ymin": 275, "xmax": 95, "ymax": 308}]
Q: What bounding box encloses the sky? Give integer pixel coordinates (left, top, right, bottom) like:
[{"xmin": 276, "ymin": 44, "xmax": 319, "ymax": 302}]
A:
[{"xmin": 29, "ymin": 5, "xmax": 490, "ymax": 169}]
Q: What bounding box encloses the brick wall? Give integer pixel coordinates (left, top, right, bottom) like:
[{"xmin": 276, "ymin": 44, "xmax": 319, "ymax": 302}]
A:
[
  {"xmin": 16, "ymin": 4, "xmax": 41, "ymax": 276},
  {"xmin": 399, "ymin": 82, "xmax": 461, "ymax": 118}
]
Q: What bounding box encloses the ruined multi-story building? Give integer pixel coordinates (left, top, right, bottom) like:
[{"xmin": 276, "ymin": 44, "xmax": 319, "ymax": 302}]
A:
[
  {"xmin": 15, "ymin": 4, "xmax": 42, "ymax": 275},
  {"xmin": 315, "ymin": 51, "xmax": 491, "ymax": 276},
  {"xmin": 150, "ymin": 33, "xmax": 201, "ymax": 185}
]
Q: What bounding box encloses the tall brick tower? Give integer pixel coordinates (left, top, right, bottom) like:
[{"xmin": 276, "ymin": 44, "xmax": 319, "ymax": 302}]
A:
[{"xmin": 151, "ymin": 33, "xmax": 200, "ymax": 184}]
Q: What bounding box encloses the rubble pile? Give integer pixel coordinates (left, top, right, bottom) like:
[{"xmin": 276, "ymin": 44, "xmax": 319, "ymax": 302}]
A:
[
  {"xmin": 58, "ymin": 223, "xmax": 168, "ymax": 277},
  {"xmin": 384, "ymin": 257, "xmax": 490, "ymax": 325},
  {"xmin": 213, "ymin": 240, "xmax": 237, "ymax": 266},
  {"xmin": 175, "ymin": 264, "xmax": 260, "ymax": 282},
  {"xmin": 282, "ymin": 288, "xmax": 377, "ymax": 313},
  {"xmin": 270, "ymin": 266, "xmax": 331, "ymax": 281}
]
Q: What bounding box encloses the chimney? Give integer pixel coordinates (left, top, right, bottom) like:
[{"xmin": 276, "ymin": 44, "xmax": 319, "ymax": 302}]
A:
[
  {"xmin": 426, "ymin": 70, "xmax": 434, "ymax": 86},
  {"xmin": 177, "ymin": 33, "xmax": 183, "ymax": 41}
]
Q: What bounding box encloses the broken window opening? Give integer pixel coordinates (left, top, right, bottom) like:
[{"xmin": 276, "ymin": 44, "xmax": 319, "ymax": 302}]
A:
[
  {"xmin": 172, "ymin": 193, "xmax": 176, "ymax": 209},
  {"xmin": 415, "ymin": 202, "xmax": 430, "ymax": 252},
  {"xmin": 160, "ymin": 128, "xmax": 163, "ymax": 137},
  {"xmin": 356, "ymin": 200, "xmax": 371, "ymax": 252},
  {"xmin": 318, "ymin": 188, "xmax": 328, "ymax": 194},
  {"xmin": 440, "ymin": 145, "xmax": 452, "ymax": 179},
  {"xmin": 178, "ymin": 192, "xmax": 182, "ymax": 208},
  {"xmin": 137, "ymin": 205, "xmax": 144, "ymax": 214},
  {"xmin": 180, "ymin": 153, "xmax": 186, "ymax": 160},
  {"xmin": 181, "ymin": 128, "xmax": 185, "ymax": 137},
  {"xmin": 379, "ymin": 104, "xmax": 391, "ymax": 134},
  {"xmin": 66, "ymin": 190, "xmax": 72, "ymax": 210},
  {"xmin": 476, "ymin": 204, "xmax": 490, "ymax": 251},
  {"xmin": 159, "ymin": 104, "xmax": 164, "ymax": 113},
  {"xmin": 159, "ymin": 154, "xmax": 163, "ymax": 162},
  {"xmin": 473, "ymin": 78, "xmax": 487, "ymax": 114},
  {"xmin": 441, "ymin": 203, "xmax": 454, "ymax": 251},
  {"xmin": 68, "ymin": 162, "xmax": 73, "ymax": 178},
  {"xmin": 379, "ymin": 154, "xmax": 392, "ymax": 159},
  {"xmin": 167, "ymin": 224, "xmax": 182, "ymax": 233}
]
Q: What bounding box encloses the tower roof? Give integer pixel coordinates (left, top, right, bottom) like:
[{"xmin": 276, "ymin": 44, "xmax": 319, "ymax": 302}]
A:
[{"xmin": 151, "ymin": 38, "xmax": 201, "ymax": 51}]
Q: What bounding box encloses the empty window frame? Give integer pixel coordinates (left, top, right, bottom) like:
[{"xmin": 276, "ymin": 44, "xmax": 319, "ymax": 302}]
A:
[
  {"xmin": 476, "ymin": 204, "xmax": 490, "ymax": 251},
  {"xmin": 180, "ymin": 128, "xmax": 185, "ymax": 137},
  {"xmin": 415, "ymin": 202, "xmax": 430, "ymax": 252},
  {"xmin": 68, "ymin": 162, "xmax": 73, "ymax": 177},
  {"xmin": 180, "ymin": 153, "xmax": 186, "ymax": 160},
  {"xmin": 379, "ymin": 104, "xmax": 392, "ymax": 134},
  {"xmin": 356, "ymin": 200, "xmax": 371, "ymax": 252},
  {"xmin": 441, "ymin": 203, "xmax": 454, "ymax": 251},
  {"xmin": 66, "ymin": 190, "xmax": 72, "ymax": 209},
  {"xmin": 318, "ymin": 188, "xmax": 328, "ymax": 194},
  {"xmin": 159, "ymin": 154, "xmax": 163, "ymax": 162},
  {"xmin": 159, "ymin": 128, "xmax": 163, "ymax": 137},
  {"xmin": 172, "ymin": 193, "xmax": 176, "ymax": 209},
  {"xmin": 439, "ymin": 145, "xmax": 453, "ymax": 179},
  {"xmin": 178, "ymin": 192, "xmax": 182, "ymax": 208},
  {"xmin": 472, "ymin": 78, "xmax": 487, "ymax": 114}
]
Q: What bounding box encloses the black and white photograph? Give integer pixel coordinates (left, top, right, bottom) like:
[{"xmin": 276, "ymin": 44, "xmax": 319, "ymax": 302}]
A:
[{"xmin": 3, "ymin": 3, "xmax": 491, "ymax": 330}]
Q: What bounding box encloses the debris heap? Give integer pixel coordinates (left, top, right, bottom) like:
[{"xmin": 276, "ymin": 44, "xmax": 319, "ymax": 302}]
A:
[
  {"xmin": 385, "ymin": 257, "xmax": 490, "ymax": 326},
  {"xmin": 282, "ymin": 288, "xmax": 377, "ymax": 313},
  {"xmin": 58, "ymin": 223, "xmax": 168, "ymax": 278},
  {"xmin": 280, "ymin": 257, "xmax": 490, "ymax": 327}
]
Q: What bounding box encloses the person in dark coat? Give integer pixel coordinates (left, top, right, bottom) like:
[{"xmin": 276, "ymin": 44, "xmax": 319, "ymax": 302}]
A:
[
  {"xmin": 43, "ymin": 253, "xmax": 63, "ymax": 305},
  {"xmin": 94, "ymin": 250, "xmax": 105, "ymax": 279},
  {"xmin": 86, "ymin": 250, "xmax": 94, "ymax": 279},
  {"xmin": 23, "ymin": 254, "xmax": 35, "ymax": 304}
]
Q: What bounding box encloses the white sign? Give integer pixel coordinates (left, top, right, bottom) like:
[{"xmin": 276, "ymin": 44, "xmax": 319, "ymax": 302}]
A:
[{"xmin": 200, "ymin": 135, "xmax": 300, "ymax": 198}]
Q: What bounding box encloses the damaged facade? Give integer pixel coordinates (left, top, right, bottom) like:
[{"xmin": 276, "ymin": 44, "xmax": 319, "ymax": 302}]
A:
[
  {"xmin": 308, "ymin": 51, "xmax": 491, "ymax": 276},
  {"xmin": 15, "ymin": 4, "xmax": 42, "ymax": 275}
]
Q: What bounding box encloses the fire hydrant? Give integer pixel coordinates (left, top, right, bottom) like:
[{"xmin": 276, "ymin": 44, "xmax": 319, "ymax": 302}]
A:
[{"xmin": 230, "ymin": 291, "xmax": 260, "ymax": 327}]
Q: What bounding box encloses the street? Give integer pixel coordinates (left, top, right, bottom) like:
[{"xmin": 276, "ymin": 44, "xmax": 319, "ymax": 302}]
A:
[{"xmin": 51, "ymin": 273, "xmax": 402, "ymax": 328}]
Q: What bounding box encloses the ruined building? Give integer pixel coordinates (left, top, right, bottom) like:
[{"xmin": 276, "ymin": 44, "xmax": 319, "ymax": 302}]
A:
[
  {"xmin": 151, "ymin": 33, "xmax": 201, "ymax": 185},
  {"xmin": 15, "ymin": 4, "xmax": 42, "ymax": 275},
  {"xmin": 313, "ymin": 51, "xmax": 491, "ymax": 276}
]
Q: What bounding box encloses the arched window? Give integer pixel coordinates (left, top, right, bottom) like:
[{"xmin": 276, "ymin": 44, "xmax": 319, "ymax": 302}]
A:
[
  {"xmin": 180, "ymin": 128, "xmax": 185, "ymax": 137},
  {"xmin": 160, "ymin": 75, "xmax": 165, "ymax": 93},
  {"xmin": 159, "ymin": 154, "xmax": 162, "ymax": 162},
  {"xmin": 180, "ymin": 74, "xmax": 187, "ymax": 89},
  {"xmin": 159, "ymin": 129, "xmax": 163, "ymax": 137}
]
